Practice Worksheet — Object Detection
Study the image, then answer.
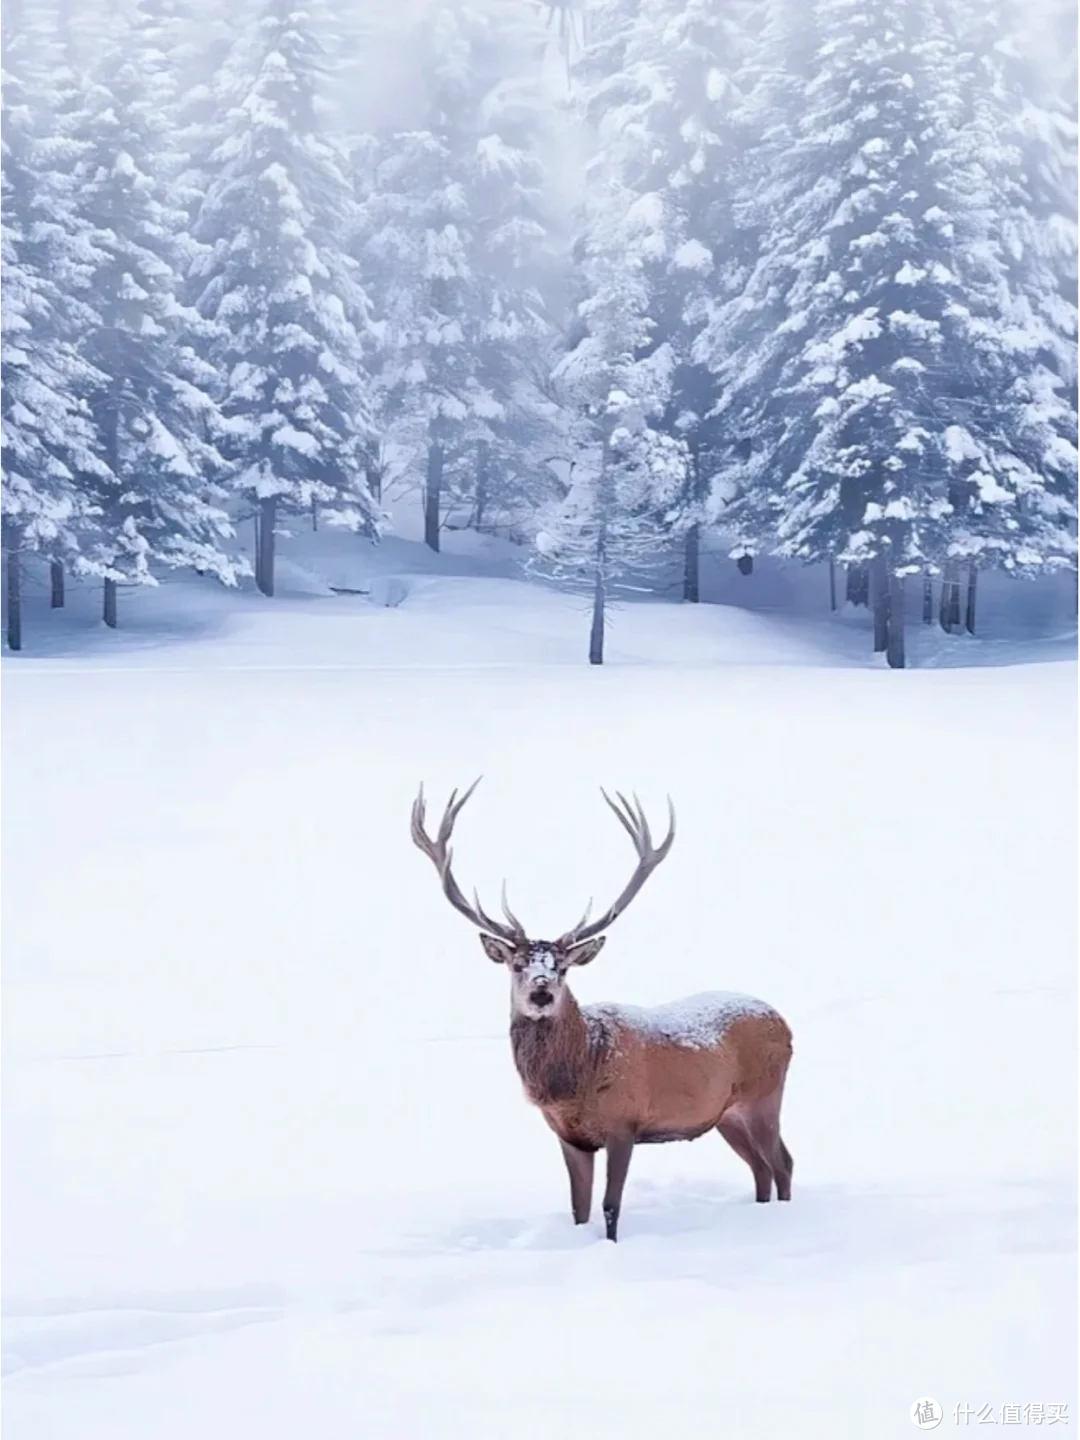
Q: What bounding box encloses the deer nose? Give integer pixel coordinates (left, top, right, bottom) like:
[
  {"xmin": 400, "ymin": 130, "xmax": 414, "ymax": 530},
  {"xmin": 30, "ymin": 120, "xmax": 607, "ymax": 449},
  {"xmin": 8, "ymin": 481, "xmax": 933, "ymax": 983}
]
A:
[{"xmin": 530, "ymin": 989, "xmax": 554, "ymax": 1008}]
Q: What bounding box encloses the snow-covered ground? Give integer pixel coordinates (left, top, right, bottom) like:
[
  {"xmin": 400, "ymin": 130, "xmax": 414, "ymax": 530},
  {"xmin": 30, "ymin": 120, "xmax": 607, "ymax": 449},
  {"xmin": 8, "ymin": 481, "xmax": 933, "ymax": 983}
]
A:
[{"xmin": 2, "ymin": 530, "xmax": 1077, "ymax": 1439}]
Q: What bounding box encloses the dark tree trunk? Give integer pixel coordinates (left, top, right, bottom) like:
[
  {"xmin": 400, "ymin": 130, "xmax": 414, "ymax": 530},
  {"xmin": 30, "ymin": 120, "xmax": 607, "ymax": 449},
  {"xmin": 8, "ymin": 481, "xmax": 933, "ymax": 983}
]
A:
[
  {"xmin": 6, "ymin": 549, "xmax": 22, "ymax": 652},
  {"xmin": 964, "ymin": 564, "xmax": 977, "ymax": 634},
  {"xmin": 257, "ymin": 495, "xmax": 277, "ymax": 597},
  {"xmin": 871, "ymin": 554, "xmax": 890, "ymax": 653},
  {"xmin": 424, "ymin": 441, "xmax": 443, "ymax": 553},
  {"xmin": 588, "ymin": 563, "xmax": 605, "ymax": 665},
  {"xmin": 50, "ymin": 559, "xmax": 65, "ymax": 608},
  {"xmin": 366, "ymin": 457, "xmax": 382, "ymax": 503},
  {"xmin": 939, "ymin": 567, "xmax": 961, "ymax": 633},
  {"xmin": 846, "ymin": 562, "xmax": 869, "ymax": 607},
  {"xmin": 475, "ymin": 443, "xmax": 490, "ymax": 533},
  {"xmin": 253, "ymin": 512, "xmax": 261, "ymax": 591},
  {"xmin": 103, "ymin": 576, "xmax": 117, "ymax": 629},
  {"xmin": 922, "ymin": 574, "xmax": 933, "ymax": 624},
  {"xmin": 683, "ymin": 522, "xmax": 700, "ymax": 602},
  {"xmin": 311, "ymin": 498, "xmax": 318, "ymax": 532},
  {"xmin": 949, "ymin": 576, "xmax": 962, "ymax": 631},
  {"xmin": 886, "ymin": 573, "xmax": 906, "ymax": 669},
  {"xmin": 829, "ymin": 561, "xmax": 837, "ymax": 611}
]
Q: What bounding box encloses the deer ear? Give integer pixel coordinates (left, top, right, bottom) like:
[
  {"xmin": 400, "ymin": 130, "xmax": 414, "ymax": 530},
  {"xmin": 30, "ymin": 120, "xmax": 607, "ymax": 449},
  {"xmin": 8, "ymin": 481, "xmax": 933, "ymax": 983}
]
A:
[
  {"xmin": 480, "ymin": 934, "xmax": 516, "ymax": 965},
  {"xmin": 564, "ymin": 935, "xmax": 606, "ymax": 967}
]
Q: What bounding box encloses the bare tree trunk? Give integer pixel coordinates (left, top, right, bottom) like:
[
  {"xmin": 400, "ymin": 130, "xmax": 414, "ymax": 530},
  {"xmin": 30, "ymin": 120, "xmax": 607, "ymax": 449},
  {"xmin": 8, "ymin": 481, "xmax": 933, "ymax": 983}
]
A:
[
  {"xmin": 6, "ymin": 549, "xmax": 22, "ymax": 652},
  {"xmin": 366, "ymin": 457, "xmax": 382, "ymax": 503},
  {"xmin": 846, "ymin": 562, "xmax": 869, "ymax": 607},
  {"xmin": 871, "ymin": 554, "xmax": 890, "ymax": 653},
  {"xmin": 50, "ymin": 559, "xmax": 65, "ymax": 608},
  {"xmin": 311, "ymin": 498, "xmax": 318, "ymax": 532},
  {"xmin": 964, "ymin": 564, "xmax": 977, "ymax": 634},
  {"xmin": 257, "ymin": 495, "xmax": 277, "ymax": 597},
  {"xmin": 588, "ymin": 563, "xmax": 605, "ymax": 665},
  {"xmin": 922, "ymin": 574, "xmax": 933, "ymax": 624},
  {"xmin": 475, "ymin": 442, "xmax": 489, "ymax": 533},
  {"xmin": 886, "ymin": 573, "xmax": 906, "ymax": 669},
  {"xmin": 939, "ymin": 565, "xmax": 961, "ymax": 633},
  {"xmin": 683, "ymin": 522, "xmax": 700, "ymax": 602},
  {"xmin": 424, "ymin": 440, "xmax": 443, "ymax": 553},
  {"xmin": 829, "ymin": 561, "xmax": 837, "ymax": 611},
  {"xmin": 103, "ymin": 576, "xmax": 117, "ymax": 628}
]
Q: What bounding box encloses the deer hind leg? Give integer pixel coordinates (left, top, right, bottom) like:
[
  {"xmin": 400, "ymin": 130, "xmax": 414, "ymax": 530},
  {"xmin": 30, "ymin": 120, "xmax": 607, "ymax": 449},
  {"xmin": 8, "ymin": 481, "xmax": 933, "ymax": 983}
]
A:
[
  {"xmin": 559, "ymin": 1139, "xmax": 595, "ymax": 1225},
  {"xmin": 744, "ymin": 1083, "xmax": 794, "ymax": 1202},
  {"xmin": 772, "ymin": 1135, "xmax": 794, "ymax": 1202},
  {"xmin": 716, "ymin": 1112, "xmax": 775, "ymax": 1203}
]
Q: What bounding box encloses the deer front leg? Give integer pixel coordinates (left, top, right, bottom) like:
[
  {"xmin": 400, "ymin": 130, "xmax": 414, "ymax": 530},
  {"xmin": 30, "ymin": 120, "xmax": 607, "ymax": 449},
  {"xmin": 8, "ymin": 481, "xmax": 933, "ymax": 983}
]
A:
[
  {"xmin": 603, "ymin": 1136, "xmax": 634, "ymax": 1242},
  {"xmin": 559, "ymin": 1138, "xmax": 595, "ymax": 1224}
]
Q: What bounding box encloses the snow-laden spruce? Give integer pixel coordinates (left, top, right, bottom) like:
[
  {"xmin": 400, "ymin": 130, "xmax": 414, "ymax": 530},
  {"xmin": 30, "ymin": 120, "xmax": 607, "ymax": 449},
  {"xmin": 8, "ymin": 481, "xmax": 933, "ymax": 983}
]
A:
[
  {"xmin": 696, "ymin": 0, "xmax": 1077, "ymax": 664},
  {"xmin": 354, "ymin": 0, "xmax": 557, "ymax": 552},
  {"xmin": 569, "ymin": 0, "xmax": 766, "ymax": 601},
  {"xmin": 1, "ymin": 6, "xmax": 111, "ymax": 648},
  {"xmin": 67, "ymin": 10, "xmax": 246, "ymax": 627},
  {"xmin": 191, "ymin": 0, "xmax": 383, "ymax": 597}
]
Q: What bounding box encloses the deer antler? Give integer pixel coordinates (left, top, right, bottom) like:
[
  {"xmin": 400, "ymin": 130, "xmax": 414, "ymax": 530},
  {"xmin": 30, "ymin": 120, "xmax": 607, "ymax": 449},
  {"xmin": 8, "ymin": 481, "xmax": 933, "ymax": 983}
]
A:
[
  {"xmin": 557, "ymin": 790, "xmax": 676, "ymax": 946},
  {"xmin": 410, "ymin": 780, "xmax": 525, "ymax": 942}
]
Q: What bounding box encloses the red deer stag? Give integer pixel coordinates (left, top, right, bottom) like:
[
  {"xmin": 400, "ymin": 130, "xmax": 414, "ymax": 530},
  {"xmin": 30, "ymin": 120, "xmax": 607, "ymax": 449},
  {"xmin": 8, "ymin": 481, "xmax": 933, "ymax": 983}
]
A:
[{"xmin": 410, "ymin": 780, "xmax": 794, "ymax": 1242}]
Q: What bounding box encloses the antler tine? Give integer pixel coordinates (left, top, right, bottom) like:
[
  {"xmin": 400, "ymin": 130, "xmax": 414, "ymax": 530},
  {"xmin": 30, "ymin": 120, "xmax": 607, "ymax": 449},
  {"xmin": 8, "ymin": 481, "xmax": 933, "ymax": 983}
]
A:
[
  {"xmin": 601, "ymin": 788, "xmax": 646, "ymax": 850},
  {"xmin": 567, "ymin": 895, "xmax": 594, "ymax": 933},
  {"xmin": 409, "ymin": 779, "xmax": 523, "ymax": 941},
  {"xmin": 500, "ymin": 879, "xmax": 525, "ymax": 933},
  {"xmin": 631, "ymin": 790, "xmax": 653, "ymax": 851},
  {"xmin": 410, "ymin": 784, "xmax": 433, "ymax": 855},
  {"xmin": 557, "ymin": 789, "xmax": 677, "ymax": 946}
]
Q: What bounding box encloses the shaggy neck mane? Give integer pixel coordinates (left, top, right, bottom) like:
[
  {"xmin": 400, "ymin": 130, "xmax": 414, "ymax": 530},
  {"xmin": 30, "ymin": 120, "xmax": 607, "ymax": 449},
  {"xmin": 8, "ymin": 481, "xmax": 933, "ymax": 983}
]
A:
[{"xmin": 510, "ymin": 988, "xmax": 606, "ymax": 1104}]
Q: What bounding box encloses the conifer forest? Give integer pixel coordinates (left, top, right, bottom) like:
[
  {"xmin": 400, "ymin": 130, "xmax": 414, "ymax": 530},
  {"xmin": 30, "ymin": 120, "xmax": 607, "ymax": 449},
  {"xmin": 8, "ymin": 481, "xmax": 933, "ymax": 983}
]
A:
[{"xmin": 2, "ymin": 0, "xmax": 1076, "ymax": 666}]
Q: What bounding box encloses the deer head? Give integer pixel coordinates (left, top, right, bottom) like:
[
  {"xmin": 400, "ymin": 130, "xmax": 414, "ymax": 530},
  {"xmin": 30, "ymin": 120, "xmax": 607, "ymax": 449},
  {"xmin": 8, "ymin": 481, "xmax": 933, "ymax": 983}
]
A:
[{"xmin": 410, "ymin": 779, "xmax": 676, "ymax": 1021}]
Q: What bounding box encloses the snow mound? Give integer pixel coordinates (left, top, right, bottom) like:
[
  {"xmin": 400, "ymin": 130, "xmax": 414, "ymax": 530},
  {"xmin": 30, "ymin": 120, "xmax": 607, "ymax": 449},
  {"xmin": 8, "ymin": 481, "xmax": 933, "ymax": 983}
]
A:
[
  {"xmin": 368, "ymin": 574, "xmax": 410, "ymax": 608},
  {"xmin": 271, "ymin": 557, "xmax": 336, "ymax": 598}
]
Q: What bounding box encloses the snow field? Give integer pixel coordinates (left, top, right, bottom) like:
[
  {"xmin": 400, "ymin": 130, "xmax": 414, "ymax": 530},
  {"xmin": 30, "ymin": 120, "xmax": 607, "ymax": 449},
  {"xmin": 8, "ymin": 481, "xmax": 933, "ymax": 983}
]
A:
[{"xmin": 2, "ymin": 617, "xmax": 1076, "ymax": 1438}]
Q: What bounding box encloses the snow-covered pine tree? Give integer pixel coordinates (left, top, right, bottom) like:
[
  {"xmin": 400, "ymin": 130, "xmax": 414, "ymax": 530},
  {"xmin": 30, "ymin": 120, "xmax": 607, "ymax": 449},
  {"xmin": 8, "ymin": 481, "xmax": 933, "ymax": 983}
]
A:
[
  {"xmin": 191, "ymin": 0, "xmax": 382, "ymax": 595},
  {"xmin": 574, "ymin": 0, "xmax": 766, "ymax": 601},
  {"xmin": 532, "ymin": 420, "xmax": 687, "ymax": 664},
  {"xmin": 1, "ymin": 0, "xmax": 111, "ymax": 647},
  {"xmin": 69, "ymin": 11, "xmax": 243, "ymax": 626},
  {"xmin": 936, "ymin": 0, "xmax": 1078, "ymax": 628},
  {"xmin": 173, "ymin": 0, "xmax": 256, "ymax": 228},
  {"xmin": 696, "ymin": 0, "xmax": 1078, "ymax": 666},
  {"xmin": 355, "ymin": 0, "xmax": 555, "ymax": 552},
  {"xmin": 467, "ymin": 1, "xmax": 560, "ymax": 538},
  {"xmin": 530, "ymin": 216, "xmax": 688, "ymax": 663}
]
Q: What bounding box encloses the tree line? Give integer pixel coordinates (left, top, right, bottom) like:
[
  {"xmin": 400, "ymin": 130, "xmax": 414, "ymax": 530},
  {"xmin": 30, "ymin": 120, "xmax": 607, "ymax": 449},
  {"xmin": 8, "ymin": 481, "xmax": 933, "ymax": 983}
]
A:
[{"xmin": 2, "ymin": 0, "xmax": 1076, "ymax": 665}]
